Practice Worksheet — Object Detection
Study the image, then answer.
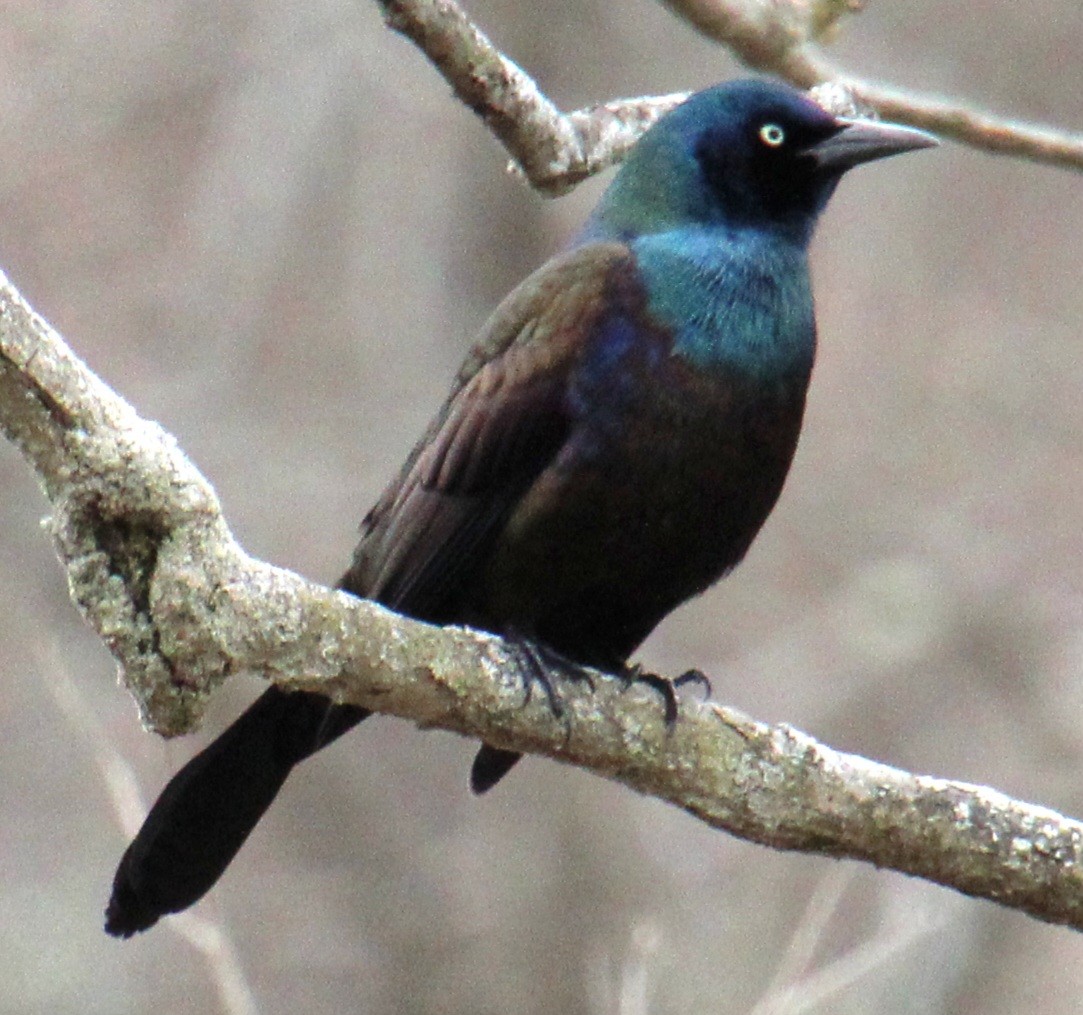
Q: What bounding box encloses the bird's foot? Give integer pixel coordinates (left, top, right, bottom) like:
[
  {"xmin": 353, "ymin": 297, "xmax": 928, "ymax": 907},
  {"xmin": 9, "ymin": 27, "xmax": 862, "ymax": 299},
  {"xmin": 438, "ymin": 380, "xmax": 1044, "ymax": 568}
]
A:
[
  {"xmin": 506, "ymin": 635, "xmax": 595, "ymax": 719},
  {"xmin": 470, "ymin": 637, "xmax": 594, "ymax": 795},
  {"xmin": 620, "ymin": 665, "xmax": 712, "ymax": 726}
]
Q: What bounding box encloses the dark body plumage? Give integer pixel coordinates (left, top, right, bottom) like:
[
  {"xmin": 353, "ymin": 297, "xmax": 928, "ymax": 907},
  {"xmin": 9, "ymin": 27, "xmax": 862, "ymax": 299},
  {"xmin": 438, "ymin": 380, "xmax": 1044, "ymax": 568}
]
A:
[{"xmin": 105, "ymin": 80, "xmax": 935, "ymax": 936}]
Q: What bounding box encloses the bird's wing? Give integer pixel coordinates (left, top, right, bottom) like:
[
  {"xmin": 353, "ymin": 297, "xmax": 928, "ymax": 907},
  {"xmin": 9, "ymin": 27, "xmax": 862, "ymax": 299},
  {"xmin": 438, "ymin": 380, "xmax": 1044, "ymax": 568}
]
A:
[{"xmin": 338, "ymin": 241, "xmax": 636, "ymax": 621}]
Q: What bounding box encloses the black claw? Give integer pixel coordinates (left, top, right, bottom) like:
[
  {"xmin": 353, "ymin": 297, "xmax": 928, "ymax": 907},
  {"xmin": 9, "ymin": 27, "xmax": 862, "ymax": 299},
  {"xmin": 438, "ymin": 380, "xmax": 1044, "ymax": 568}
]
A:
[
  {"xmin": 509, "ymin": 639, "xmax": 564, "ymax": 716},
  {"xmin": 467, "ymin": 637, "xmax": 597, "ymax": 795},
  {"xmin": 674, "ymin": 668, "xmax": 712, "ymax": 699},
  {"xmin": 637, "ymin": 672, "xmax": 680, "ymax": 725},
  {"xmin": 621, "ymin": 665, "xmax": 711, "ymax": 728},
  {"xmin": 506, "ymin": 635, "xmax": 596, "ymax": 718}
]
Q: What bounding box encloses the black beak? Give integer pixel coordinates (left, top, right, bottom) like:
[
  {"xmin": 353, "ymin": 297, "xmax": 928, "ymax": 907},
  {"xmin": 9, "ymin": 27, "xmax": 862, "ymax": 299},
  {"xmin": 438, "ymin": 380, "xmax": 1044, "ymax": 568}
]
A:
[{"xmin": 805, "ymin": 118, "xmax": 939, "ymax": 172}]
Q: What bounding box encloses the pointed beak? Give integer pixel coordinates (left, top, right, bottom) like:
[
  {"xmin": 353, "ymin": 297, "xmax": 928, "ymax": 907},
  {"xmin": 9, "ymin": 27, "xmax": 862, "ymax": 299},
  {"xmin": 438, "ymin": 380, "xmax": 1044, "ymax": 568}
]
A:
[{"xmin": 804, "ymin": 118, "xmax": 939, "ymax": 172}]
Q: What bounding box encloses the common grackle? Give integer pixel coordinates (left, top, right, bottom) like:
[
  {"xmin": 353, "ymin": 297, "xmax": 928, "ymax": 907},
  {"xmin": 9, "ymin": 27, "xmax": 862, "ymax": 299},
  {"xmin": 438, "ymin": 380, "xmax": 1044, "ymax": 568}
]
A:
[{"xmin": 104, "ymin": 79, "xmax": 935, "ymax": 936}]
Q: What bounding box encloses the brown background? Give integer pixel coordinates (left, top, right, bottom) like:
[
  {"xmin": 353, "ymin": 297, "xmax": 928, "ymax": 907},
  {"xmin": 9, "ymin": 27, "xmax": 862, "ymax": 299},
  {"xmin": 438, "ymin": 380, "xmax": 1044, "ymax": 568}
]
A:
[{"xmin": 1, "ymin": 1, "xmax": 1082, "ymax": 1012}]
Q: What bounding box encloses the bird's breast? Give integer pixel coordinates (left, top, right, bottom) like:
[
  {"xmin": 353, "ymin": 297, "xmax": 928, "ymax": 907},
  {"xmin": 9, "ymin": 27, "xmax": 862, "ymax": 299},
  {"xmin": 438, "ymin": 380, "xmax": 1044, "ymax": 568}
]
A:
[
  {"xmin": 471, "ymin": 231, "xmax": 817, "ymax": 663},
  {"xmin": 479, "ymin": 325, "xmax": 810, "ymax": 663},
  {"xmin": 631, "ymin": 227, "xmax": 816, "ymax": 382}
]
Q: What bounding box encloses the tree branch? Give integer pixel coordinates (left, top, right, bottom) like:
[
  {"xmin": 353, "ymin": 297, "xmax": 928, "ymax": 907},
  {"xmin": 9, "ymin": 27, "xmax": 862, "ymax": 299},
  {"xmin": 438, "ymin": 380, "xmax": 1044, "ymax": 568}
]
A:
[
  {"xmin": 3, "ymin": 267, "xmax": 1083, "ymax": 932},
  {"xmin": 373, "ymin": 0, "xmax": 1083, "ymax": 191},
  {"xmin": 663, "ymin": 0, "xmax": 1083, "ymax": 172},
  {"xmin": 374, "ymin": 0, "xmax": 687, "ymax": 193}
]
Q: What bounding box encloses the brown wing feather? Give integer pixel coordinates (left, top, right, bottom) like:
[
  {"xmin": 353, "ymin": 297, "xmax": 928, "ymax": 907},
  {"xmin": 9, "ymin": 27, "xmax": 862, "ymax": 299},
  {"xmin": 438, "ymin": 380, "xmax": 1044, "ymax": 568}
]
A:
[{"xmin": 338, "ymin": 241, "xmax": 633, "ymax": 622}]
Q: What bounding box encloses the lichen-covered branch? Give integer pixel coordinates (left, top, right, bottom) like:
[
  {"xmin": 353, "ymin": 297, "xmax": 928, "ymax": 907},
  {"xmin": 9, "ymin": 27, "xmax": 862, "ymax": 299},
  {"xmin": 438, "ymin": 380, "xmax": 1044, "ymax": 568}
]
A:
[
  {"xmin": 372, "ymin": 0, "xmax": 1083, "ymax": 189},
  {"xmin": 3, "ymin": 266, "xmax": 1083, "ymax": 932}
]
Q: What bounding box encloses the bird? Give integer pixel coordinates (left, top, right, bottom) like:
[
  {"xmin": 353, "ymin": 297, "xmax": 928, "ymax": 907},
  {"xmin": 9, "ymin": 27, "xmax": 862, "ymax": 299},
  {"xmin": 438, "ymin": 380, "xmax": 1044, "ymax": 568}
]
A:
[{"xmin": 103, "ymin": 78, "xmax": 936, "ymax": 937}]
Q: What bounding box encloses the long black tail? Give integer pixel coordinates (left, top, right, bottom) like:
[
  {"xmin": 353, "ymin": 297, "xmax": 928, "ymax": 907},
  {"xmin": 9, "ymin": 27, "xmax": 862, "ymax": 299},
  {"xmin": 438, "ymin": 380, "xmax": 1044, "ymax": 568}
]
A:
[{"xmin": 104, "ymin": 686, "xmax": 370, "ymax": 937}]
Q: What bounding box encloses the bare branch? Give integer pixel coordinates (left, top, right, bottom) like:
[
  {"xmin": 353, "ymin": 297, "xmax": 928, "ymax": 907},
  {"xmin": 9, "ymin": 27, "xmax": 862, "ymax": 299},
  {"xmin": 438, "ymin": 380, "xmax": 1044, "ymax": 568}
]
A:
[
  {"xmin": 660, "ymin": 0, "xmax": 1083, "ymax": 172},
  {"xmin": 4, "ymin": 268, "xmax": 1083, "ymax": 933},
  {"xmin": 374, "ymin": 0, "xmax": 687, "ymax": 192},
  {"xmin": 372, "ymin": 0, "xmax": 1083, "ymax": 188},
  {"xmin": 836, "ymin": 75, "xmax": 1083, "ymax": 173}
]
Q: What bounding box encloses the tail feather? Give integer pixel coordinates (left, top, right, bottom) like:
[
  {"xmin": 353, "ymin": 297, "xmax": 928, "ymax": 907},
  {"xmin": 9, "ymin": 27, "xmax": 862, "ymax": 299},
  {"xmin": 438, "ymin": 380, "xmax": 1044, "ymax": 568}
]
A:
[
  {"xmin": 469, "ymin": 744, "xmax": 522, "ymax": 795},
  {"xmin": 104, "ymin": 686, "xmax": 370, "ymax": 937}
]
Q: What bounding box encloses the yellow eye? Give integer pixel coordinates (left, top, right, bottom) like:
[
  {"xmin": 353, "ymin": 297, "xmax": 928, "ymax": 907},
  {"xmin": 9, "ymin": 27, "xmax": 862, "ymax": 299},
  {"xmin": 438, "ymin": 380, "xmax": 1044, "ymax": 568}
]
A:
[{"xmin": 759, "ymin": 123, "xmax": 786, "ymax": 148}]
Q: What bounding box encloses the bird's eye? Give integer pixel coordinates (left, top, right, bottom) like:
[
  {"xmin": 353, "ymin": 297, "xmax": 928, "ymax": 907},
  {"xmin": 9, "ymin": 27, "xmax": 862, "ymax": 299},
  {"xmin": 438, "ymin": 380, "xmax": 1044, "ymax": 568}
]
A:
[{"xmin": 759, "ymin": 123, "xmax": 786, "ymax": 148}]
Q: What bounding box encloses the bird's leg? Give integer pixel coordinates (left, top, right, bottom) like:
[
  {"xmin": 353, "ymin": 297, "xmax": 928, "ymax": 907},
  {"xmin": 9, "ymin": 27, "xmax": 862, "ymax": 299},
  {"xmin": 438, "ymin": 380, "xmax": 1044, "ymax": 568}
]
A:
[{"xmin": 620, "ymin": 665, "xmax": 712, "ymax": 727}]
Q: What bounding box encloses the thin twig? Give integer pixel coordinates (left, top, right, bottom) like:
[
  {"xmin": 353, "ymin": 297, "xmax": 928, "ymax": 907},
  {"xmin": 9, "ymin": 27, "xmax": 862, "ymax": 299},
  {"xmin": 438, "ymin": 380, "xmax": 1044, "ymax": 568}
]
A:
[
  {"xmin": 662, "ymin": 0, "xmax": 1083, "ymax": 172},
  {"xmin": 371, "ymin": 0, "xmax": 1083, "ymax": 189},
  {"xmin": 38, "ymin": 642, "xmax": 260, "ymax": 1015},
  {"xmin": 374, "ymin": 0, "xmax": 687, "ymax": 192},
  {"xmin": 840, "ymin": 75, "xmax": 1083, "ymax": 172},
  {"xmin": 748, "ymin": 880, "xmax": 949, "ymax": 1015},
  {"xmin": 750, "ymin": 867, "xmax": 853, "ymax": 1014}
]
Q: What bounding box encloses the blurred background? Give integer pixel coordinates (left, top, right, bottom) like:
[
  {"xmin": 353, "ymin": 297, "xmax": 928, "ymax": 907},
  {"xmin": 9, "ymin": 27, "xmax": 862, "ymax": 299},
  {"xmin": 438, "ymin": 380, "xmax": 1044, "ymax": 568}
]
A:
[{"xmin": 0, "ymin": 1, "xmax": 1081, "ymax": 1012}]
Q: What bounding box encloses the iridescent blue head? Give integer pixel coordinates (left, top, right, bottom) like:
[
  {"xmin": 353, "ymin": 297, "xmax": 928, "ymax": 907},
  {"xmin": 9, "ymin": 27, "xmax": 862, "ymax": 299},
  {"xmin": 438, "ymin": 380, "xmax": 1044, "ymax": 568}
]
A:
[{"xmin": 585, "ymin": 79, "xmax": 936, "ymax": 247}]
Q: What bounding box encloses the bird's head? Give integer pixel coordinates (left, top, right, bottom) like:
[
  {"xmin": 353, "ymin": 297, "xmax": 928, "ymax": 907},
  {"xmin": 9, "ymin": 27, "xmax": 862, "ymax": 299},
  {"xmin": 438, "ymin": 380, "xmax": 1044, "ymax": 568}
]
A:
[{"xmin": 584, "ymin": 79, "xmax": 937, "ymax": 247}]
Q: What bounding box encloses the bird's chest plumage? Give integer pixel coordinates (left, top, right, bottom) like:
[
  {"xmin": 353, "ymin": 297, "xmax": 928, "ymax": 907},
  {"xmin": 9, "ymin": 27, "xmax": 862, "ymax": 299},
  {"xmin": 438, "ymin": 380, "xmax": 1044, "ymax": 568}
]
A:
[
  {"xmin": 479, "ymin": 236, "xmax": 815, "ymax": 664},
  {"xmin": 562, "ymin": 322, "xmax": 810, "ymax": 581}
]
